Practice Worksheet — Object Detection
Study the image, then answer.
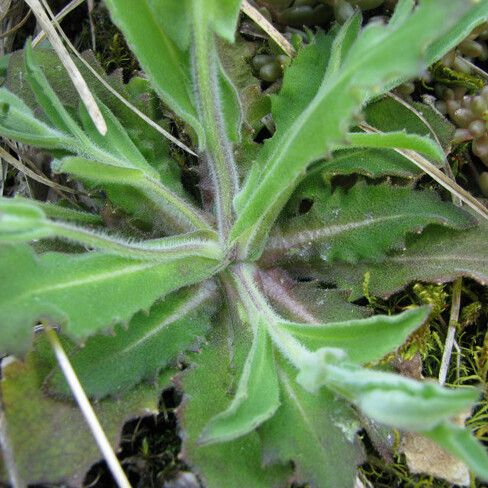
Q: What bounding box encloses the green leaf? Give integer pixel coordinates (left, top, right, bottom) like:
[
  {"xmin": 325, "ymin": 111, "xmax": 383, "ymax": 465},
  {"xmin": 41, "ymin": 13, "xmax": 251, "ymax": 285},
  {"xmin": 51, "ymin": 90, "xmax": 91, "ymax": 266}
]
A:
[
  {"xmin": 203, "ymin": 0, "xmax": 242, "ymax": 43},
  {"xmin": 48, "ymin": 283, "xmax": 217, "ymax": 398},
  {"xmin": 54, "ymin": 156, "xmax": 211, "ymax": 232},
  {"xmin": 379, "ymin": 0, "xmax": 488, "ymax": 95},
  {"xmin": 24, "ymin": 41, "xmax": 86, "ymax": 141},
  {"xmin": 104, "ymin": 0, "xmax": 202, "ymax": 139},
  {"xmin": 260, "ymin": 361, "xmax": 364, "ymax": 488},
  {"xmin": 9, "ymin": 198, "xmax": 102, "ymax": 225},
  {"xmin": 0, "ymin": 87, "xmax": 74, "ymax": 149},
  {"xmin": 78, "ymin": 97, "xmax": 159, "ymax": 177},
  {"xmin": 345, "ymin": 130, "xmax": 444, "ymax": 162},
  {"xmin": 427, "ymin": 1, "xmax": 488, "ymax": 64},
  {"xmin": 231, "ymin": 0, "xmax": 471, "ymax": 259},
  {"xmin": 264, "ymin": 182, "xmax": 474, "ymax": 264},
  {"xmin": 257, "ymin": 269, "xmax": 369, "ymax": 323},
  {"xmin": 365, "ymin": 96, "xmax": 455, "ymax": 152},
  {"xmin": 278, "ymin": 306, "xmax": 430, "ymax": 364},
  {"xmin": 0, "ymin": 196, "xmax": 222, "ymax": 261},
  {"xmin": 199, "ymin": 318, "xmax": 280, "ymax": 444},
  {"xmin": 316, "ymin": 96, "xmax": 455, "ymax": 178},
  {"xmin": 423, "ymin": 421, "xmax": 488, "ymax": 482},
  {"xmin": 0, "ymin": 347, "xmax": 164, "ymax": 487},
  {"xmin": 0, "ymin": 244, "xmax": 219, "ymax": 355},
  {"xmin": 298, "ymin": 360, "xmax": 479, "ymax": 431},
  {"xmin": 7, "ymin": 46, "xmax": 176, "ymax": 172},
  {"xmin": 318, "ymin": 147, "xmax": 425, "ymax": 178},
  {"xmin": 317, "ymin": 219, "xmax": 488, "ymax": 300},
  {"xmin": 178, "ymin": 313, "xmax": 291, "ymax": 488}
]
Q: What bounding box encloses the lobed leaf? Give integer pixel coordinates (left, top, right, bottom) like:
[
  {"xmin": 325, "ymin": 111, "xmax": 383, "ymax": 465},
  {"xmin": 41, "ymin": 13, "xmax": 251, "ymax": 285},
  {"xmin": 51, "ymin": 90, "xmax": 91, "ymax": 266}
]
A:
[
  {"xmin": 178, "ymin": 312, "xmax": 291, "ymax": 488},
  {"xmin": 316, "ymin": 218, "xmax": 488, "ymax": 300},
  {"xmin": 199, "ymin": 317, "xmax": 280, "ymax": 444},
  {"xmin": 260, "ymin": 360, "xmax": 364, "ymax": 488},
  {"xmin": 0, "ymin": 244, "xmax": 220, "ymax": 355},
  {"xmin": 48, "ymin": 283, "xmax": 218, "ymax": 398},
  {"xmin": 231, "ymin": 0, "xmax": 472, "ymax": 259},
  {"xmin": 264, "ymin": 182, "xmax": 475, "ymax": 264}
]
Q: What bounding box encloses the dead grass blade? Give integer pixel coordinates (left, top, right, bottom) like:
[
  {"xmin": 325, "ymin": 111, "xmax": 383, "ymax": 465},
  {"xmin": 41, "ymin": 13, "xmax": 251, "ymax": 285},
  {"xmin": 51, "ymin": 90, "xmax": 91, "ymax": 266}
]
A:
[
  {"xmin": 0, "ymin": 144, "xmax": 80, "ymax": 195},
  {"xmin": 33, "ymin": 0, "xmax": 197, "ymax": 156},
  {"xmin": 32, "ymin": 0, "xmax": 85, "ymax": 46},
  {"xmin": 44, "ymin": 324, "xmax": 132, "ymax": 488},
  {"xmin": 359, "ymin": 122, "xmax": 488, "ymax": 221},
  {"xmin": 241, "ymin": 0, "xmax": 296, "ymax": 58},
  {"xmin": 25, "ymin": 0, "xmax": 107, "ymax": 135}
]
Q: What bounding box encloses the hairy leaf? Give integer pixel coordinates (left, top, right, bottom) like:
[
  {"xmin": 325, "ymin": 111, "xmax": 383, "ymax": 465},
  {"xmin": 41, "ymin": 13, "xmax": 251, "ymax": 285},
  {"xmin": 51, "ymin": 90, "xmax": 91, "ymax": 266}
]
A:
[
  {"xmin": 24, "ymin": 41, "xmax": 87, "ymax": 141},
  {"xmin": 0, "ymin": 87, "xmax": 74, "ymax": 149},
  {"xmin": 54, "ymin": 156, "xmax": 211, "ymax": 232},
  {"xmin": 257, "ymin": 268, "xmax": 369, "ymax": 323},
  {"xmin": 103, "ymin": 0, "xmax": 202, "ymax": 139},
  {"xmin": 178, "ymin": 313, "xmax": 290, "ymax": 488},
  {"xmin": 0, "ymin": 244, "xmax": 219, "ymax": 355},
  {"xmin": 8, "ymin": 197, "xmax": 102, "ymax": 225},
  {"xmin": 344, "ymin": 130, "xmax": 444, "ymax": 162},
  {"xmin": 365, "ymin": 97, "xmax": 455, "ymax": 152},
  {"xmin": 297, "ymin": 360, "xmax": 479, "ymax": 431},
  {"xmin": 382, "ymin": 0, "xmax": 488, "ymax": 93},
  {"xmin": 199, "ymin": 318, "xmax": 280, "ymax": 444},
  {"xmin": 318, "ymin": 147, "xmax": 425, "ymax": 178},
  {"xmin": 1, "ymin": 51, "xmax": 206, "ymax": 233},
  {"xmin": 7, "ymin": 47, "xmax": 180, "ymax": 184},
  {"xmin": 278, "ymin": 306, "xmax": 430, "ymax": 365},
  {"xmin": 0, "ymin": 196, "xmax": 222, "ymax": 260},
  {"xmin": 260, "ymin": 360, "xmax": 364, "ymax": 488},
  {"xmin": 48, "ymin": 283, "xmax": 217, "ymax": 398},
  {"xmin": 318, "ymin": 96, "xmax": 454, "ymax": 178},
  {"xmin": 316, "ymin": 219, "xmax": 488, "ymax": 300},
  {"xmin": 264, "ymin": 182, "xmax": 474, "ymax": 264},
  {"xmin": 231, "ymin": 0, "xmax": 471, "ymax": 259}
]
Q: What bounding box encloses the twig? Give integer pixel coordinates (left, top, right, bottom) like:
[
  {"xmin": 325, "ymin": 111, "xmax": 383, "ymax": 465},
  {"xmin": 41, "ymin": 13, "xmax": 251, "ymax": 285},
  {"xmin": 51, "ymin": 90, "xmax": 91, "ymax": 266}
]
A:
[
  {"xmin": 241, "ymin": 0, "xmax": 296, "ymax": 58},
  {"xmin": 25, "ymin": 0, "xmax": 107, "ymax": 135},
  {"xmin": 439, "ymin": 278, "xmax": 462, "ymax": 385},
  {"xmin": 44, "ymin": 324, "xmax": 132, "ymax": 488}
]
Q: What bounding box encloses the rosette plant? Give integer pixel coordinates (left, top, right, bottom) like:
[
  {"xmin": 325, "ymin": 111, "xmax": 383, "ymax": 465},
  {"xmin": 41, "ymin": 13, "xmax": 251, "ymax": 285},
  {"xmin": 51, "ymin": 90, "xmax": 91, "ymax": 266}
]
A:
[{"xmin": 1, "ymin": 0, "xmax": 488, "ymax": 486}]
